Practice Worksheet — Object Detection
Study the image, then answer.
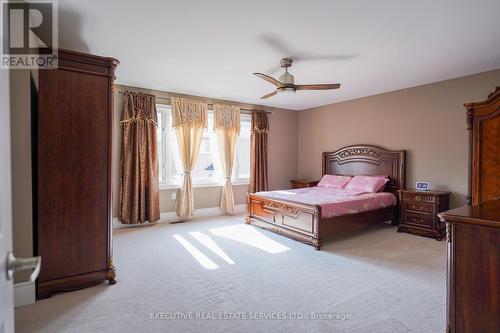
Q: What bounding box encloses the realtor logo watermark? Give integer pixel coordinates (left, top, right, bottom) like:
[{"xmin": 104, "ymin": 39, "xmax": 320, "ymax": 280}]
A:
[{"xmin": 1, "ymin": 0, "xmax": 58, "ymax": 68}]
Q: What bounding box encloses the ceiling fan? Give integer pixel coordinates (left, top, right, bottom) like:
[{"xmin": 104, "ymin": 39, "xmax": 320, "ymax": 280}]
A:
[{"xmin": 253, "ymin": 58, "xmax": 341, "ymax": 99}]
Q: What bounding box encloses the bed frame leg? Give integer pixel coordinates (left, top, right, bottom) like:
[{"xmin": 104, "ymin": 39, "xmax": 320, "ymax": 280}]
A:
[{"xmin": 391, "ymin": 208, "xmax": 400, "ymax": 226}]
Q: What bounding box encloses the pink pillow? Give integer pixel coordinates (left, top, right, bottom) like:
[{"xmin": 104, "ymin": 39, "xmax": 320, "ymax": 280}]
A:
[
  {"xmin": 317, "ymin": 175, "xmax": 352, "ymax": 189},
  {"xmin": 345, "ymin": 176, "xmax": 389, "ymax": 193}
]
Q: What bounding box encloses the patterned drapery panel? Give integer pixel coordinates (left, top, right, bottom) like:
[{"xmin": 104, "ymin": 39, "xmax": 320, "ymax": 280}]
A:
[
  {"xmin": 119, "ymin": 92, "xmax": 160, "ymax": 224},
  {"xmin": 249, "ymin": 110, "xmax": 269, "ymax": 193},
  {"xmin": 213, "ymin": 104, "xmax": 240, "ymax": 213},
  {"xmin": 171, "ymin": 97, "xmax": 208, "ymax": 218}
]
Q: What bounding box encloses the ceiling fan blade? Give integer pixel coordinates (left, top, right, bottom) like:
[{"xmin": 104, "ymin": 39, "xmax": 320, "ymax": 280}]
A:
[
  {"xmin": 253, "ymin": 73, "xmax": 283, "ymax": 87},
  {"xmin": 259, "ymin": 34, "xmax": 294, "ymax": 57},
  {"xmin": 295, "ymin": 84, "xmax": 341, "ymax": 90},
  {"xmin": 294, "ymin": 54, "xmax": 358, "ymax": 62},
  {"xmin": 260, "ymin": 90, "xmax": 277, "ymax": 99}
]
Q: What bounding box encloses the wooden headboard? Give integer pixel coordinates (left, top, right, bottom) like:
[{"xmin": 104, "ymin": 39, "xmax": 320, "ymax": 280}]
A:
[{"xmin": 322, "ymin": 144, "xmax": 406, "ymax": 193}]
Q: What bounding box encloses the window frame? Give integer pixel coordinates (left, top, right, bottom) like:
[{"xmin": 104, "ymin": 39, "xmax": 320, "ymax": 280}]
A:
[
  {"xmin": 156, "ymin": 104, "xmax": 250, "ymax": 189},
  {"xmin": 156, "ymin": 104, "xmax": 176, "ymax": 188},
  {"xmin": 232, "ymin": 113, "xmax": 251, "ymax": 183}
]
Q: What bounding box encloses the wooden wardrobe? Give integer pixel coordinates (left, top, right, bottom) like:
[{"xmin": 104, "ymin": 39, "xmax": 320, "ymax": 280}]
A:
[
  {"xmin": 35, "ymin": 49, "xmax": 119, "ymax": 299},
  {"xmin": 439, "ymin": 87, "xmax": 500, "ymax": 333},
  {"xmin": 466, "ymin": 87, "xmax": 500, "ymax": 205}
]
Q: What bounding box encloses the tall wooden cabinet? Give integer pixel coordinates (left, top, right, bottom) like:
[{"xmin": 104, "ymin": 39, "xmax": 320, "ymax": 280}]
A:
[
  {"xmin": 439, "ymin": 87, "xmax": 500, "ymax": 333},
  {"xmin": 35, "ymin": 49, "xmax": 119, "ymax": 299},
  {"xmin": 466, "ymin": 87, "xmax": 500, "ymax": 205}
]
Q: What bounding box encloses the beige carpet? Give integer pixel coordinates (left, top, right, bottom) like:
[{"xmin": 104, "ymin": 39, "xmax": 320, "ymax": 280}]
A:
[{"xmin": 15, "ymin": 214, "xmax": 446, "ymax": 333}]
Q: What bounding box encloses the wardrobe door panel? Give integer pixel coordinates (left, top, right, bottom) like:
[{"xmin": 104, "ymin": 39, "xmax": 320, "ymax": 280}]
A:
[
  {"xmin": 38, "ymin": 69, "xmax": 109, "ymax": 281},
  {"xmin": 36, "ymin": 49, "xmax": 118, "ymax": 299},
  {"xmin": 476, "ymin": 112, "xmax": 500, "ymax": 203},
  {"xmin": 468, "ymin": 88, "xmax": 500, "ymax": 205}
]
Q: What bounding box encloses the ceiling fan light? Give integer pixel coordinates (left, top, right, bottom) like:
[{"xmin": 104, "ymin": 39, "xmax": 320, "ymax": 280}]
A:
[{"xmin": 277, "ymin": 87, "xmax": 296, "ymax": 94}]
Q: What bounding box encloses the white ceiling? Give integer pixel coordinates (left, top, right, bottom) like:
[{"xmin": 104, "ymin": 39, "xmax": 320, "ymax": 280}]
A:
[{"xmin": 59, "ymin": 0, "xmax": 500, "ymax": 110}]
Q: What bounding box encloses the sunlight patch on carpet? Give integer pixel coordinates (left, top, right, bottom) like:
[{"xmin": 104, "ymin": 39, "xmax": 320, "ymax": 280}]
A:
[
  {"xmin": 209, "ymin": 224, "xmax": 289, "ymax": 254},
  {"xmin": 189, "ymin": 231, "xmax": 235, "ymax": 265},
  {"xmin": 173, "ymin": 234, "xmax": 219, "ymax": 270}
]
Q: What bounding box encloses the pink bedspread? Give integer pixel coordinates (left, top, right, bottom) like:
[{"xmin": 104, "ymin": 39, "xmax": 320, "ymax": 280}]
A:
[{"xmin": 255, "ymin": 187, "xmax": 396, "ymax": 218}]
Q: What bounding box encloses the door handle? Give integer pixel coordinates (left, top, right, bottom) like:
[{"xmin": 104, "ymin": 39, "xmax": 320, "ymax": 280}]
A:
[{"xmin": 6, "ymin": 252, "xmax": 41, "ymax": 283}]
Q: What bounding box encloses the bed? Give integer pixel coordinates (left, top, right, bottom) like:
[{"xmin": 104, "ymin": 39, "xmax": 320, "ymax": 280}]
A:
[{"xmin": 246, "ymin": 144, "xmax": 406, "ymax": 250}]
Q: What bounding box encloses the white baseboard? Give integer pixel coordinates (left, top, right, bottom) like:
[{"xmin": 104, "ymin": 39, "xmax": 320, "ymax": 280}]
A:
[
  {"xmin": 113, "ymin": 204, "xmax": 246, "ymax": 229},
  {"xmin": 14, "ymin": 282, "xmax": 35, "ymax": 308}
]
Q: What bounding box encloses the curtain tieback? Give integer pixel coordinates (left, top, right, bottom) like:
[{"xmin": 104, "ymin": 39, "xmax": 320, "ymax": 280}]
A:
[
  {"xmin": 121, "ymin": 116, "xmax": 157, "ymax": 126},
  {"xmin": 183, "ymin": 171, "xmax": 191, "ymax": 175}
]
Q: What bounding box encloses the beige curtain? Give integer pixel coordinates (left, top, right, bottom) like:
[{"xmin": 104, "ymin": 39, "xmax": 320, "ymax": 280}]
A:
[
  {"xmin": 119, "ymin": 92, "xmax": 160, "ymax": 224},
  {"xmin": 171, "ymin": 97, "xmax": 208, "ymax": 218},
  {"xmin": 214, "ymin": 104, "xmax": 240, "ymax": 213},
  {"xmin": 249, "ymin": 110, "xmax": 269, "ymax": 193}
]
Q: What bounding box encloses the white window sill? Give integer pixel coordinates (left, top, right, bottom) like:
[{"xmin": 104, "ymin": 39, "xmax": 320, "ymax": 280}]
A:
[
  {"xmin": 159, "ymin": 180, "xmax": 249, "ymax": 191},
  {"xmin": 231, "ymin": 180, "xmax": 251, "ymax": 186}
]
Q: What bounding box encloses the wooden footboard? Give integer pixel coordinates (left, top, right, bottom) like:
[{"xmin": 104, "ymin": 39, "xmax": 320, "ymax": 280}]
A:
[
  {"xmin": 247, "ymin": 193, "xmax": 397, "ymax": 250},
  {"xmin": 246, "ymin": 193, "xmax": 323, "ymax": 249}
]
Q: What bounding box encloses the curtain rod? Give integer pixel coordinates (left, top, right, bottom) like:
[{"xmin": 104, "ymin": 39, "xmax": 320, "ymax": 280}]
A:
[{"xmin": 116, "ymin": 90, "xmax": 272, "ymax": 115}]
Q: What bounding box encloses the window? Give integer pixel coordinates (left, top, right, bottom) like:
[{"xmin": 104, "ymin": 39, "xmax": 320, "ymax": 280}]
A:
[
  {"xmin": 156, "ymin": 104, "xmax": 178, "ymax": 185},
  {"xmin": 233, "ymin": 116, "xmax": 251, "ymax": 180},
  {"xmin": 156, "ymin": 104, "xmax": 251, "ymax": 187}
]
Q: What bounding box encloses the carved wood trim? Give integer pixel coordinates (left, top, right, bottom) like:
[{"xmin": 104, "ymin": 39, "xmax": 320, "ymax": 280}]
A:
[
  {"xmin": 466, "ymin": 109, "xmax": 473, "ymax": 130},
  {"xmin": 446, "ymin": 222, "xmax": 451, "ymax": 243},
  {"xmin": 262, "ymin": 200, "xmax": 300, "ymax": 217},
  {"xmin": 107, "ymin": 257, "xmax": 114, "ymax": 270},
  {"xmin": 322, "ymin": 144, "xmax": 406, "ymax": 193},
  {"xmin": 464, "ymin": 86, "xmax": 500, "ymax": 109},
  {"xmin": 336, "ymin": 147, "xmax": 383, "ymax": 160}
]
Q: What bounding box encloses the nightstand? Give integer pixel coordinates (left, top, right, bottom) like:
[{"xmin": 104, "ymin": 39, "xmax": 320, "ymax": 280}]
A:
[
  {"xmin": 398, "ymin": 189, "xmax": 450, "ymax": 240},
  {"xmin": 290, "ymin": 179, "xmax": 319, "ymax": 189}
]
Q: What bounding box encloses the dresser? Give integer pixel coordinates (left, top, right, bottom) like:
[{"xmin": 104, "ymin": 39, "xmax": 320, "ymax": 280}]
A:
[
  {"xmin": 397, "ymin": 189, "xmax": 450, "ymax": 240},
  {"xmin": 439, "ymin": 200, "xmax": 500, "ymax": 333},
  {"xmin": 439, "ymin": 87, "xmax": 500, "ymax": 333},
  {"xmin": 35, "ymin": 49, "xmax": 119, "ymax": 298},
  {"xmin": 290, "ymin": 179, "xmax": 319, "ymax": 189}
]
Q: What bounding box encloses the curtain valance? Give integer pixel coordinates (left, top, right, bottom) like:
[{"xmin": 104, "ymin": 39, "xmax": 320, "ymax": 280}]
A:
[
  {"xmin": 171, "ymin": 97, "xmax": 208, "ymax": 129},
  {"xmin": 121, "ymin": 92, "xmax": 158, "ymax": 126},
  {"xmin": 213, "ymin": 104, "xmax": 241, "ymax": 133},
  {"xmin": 251, "ymin": 110, "xmax": 269, "ymax": 134}
]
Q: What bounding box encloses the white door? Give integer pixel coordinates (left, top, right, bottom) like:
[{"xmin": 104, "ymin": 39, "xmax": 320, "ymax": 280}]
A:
[{"xmin": 0, "ymin": 69, "xmax": 14, "ymax": 332}]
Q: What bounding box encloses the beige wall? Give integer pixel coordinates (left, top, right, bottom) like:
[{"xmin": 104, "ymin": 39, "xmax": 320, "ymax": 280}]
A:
[
  {"xmin": 297, "ymin": 69, "xmax": 500, "ymax": 208},
  {"xmin": 112, "ymin": 85, "xmax": 298, "ymax": 217}
]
